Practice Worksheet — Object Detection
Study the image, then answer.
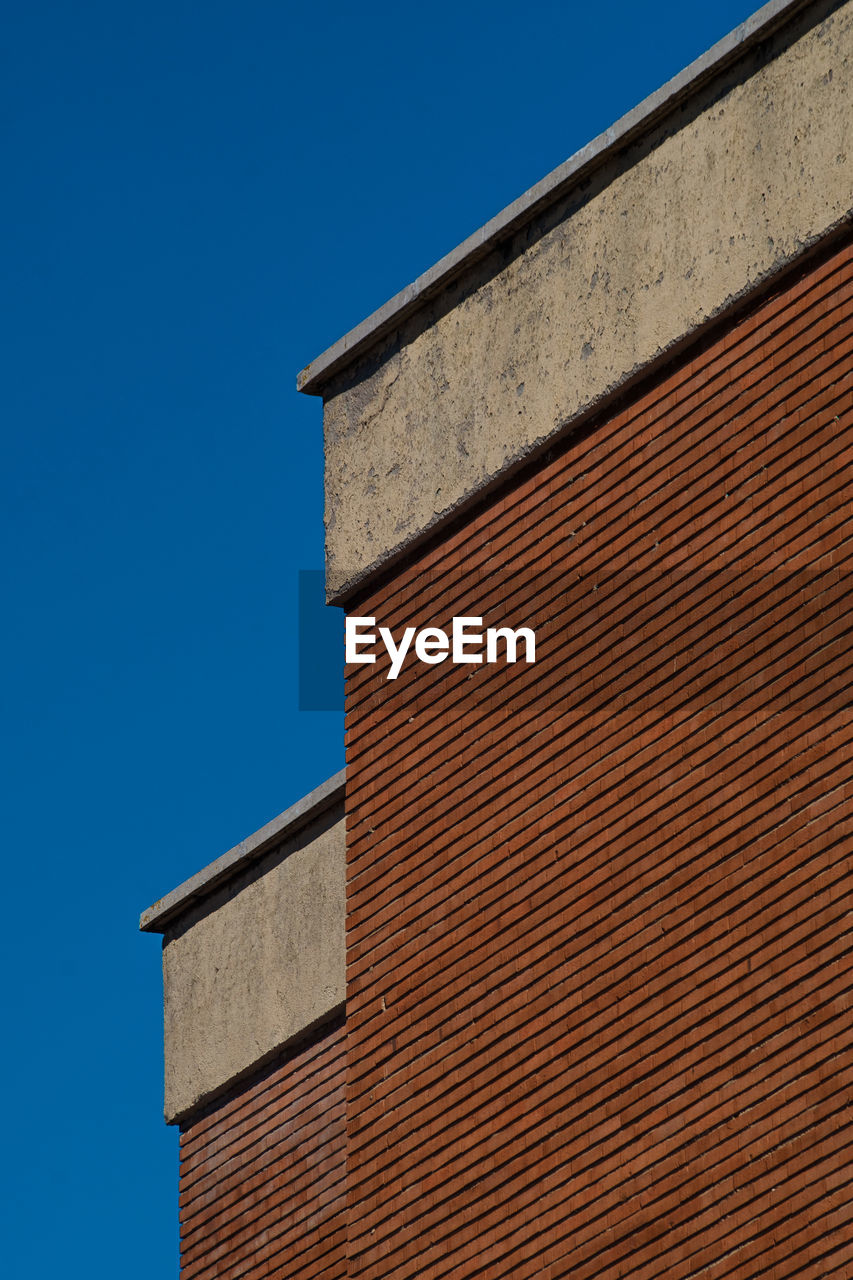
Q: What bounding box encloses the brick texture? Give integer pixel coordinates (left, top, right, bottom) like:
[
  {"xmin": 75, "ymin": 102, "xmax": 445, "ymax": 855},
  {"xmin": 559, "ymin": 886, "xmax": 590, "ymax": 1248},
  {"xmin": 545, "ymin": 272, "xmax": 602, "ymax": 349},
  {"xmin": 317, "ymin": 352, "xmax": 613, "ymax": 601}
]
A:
[
  {"xmin": 344, "ymin": 236, "xmax": 853, "ymax": 1280},
  {"xmin": 178, "ymin": 1014, "xmax": 346, "ymax": 1280}
]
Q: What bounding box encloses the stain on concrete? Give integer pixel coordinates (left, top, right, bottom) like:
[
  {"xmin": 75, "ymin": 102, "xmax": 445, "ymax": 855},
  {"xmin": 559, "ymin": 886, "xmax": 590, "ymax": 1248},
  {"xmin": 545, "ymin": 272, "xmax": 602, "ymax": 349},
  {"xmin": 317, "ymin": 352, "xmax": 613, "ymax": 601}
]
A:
[{"xmin": 319, "ymin": 1, "xmax": 853, "ymax": 601}]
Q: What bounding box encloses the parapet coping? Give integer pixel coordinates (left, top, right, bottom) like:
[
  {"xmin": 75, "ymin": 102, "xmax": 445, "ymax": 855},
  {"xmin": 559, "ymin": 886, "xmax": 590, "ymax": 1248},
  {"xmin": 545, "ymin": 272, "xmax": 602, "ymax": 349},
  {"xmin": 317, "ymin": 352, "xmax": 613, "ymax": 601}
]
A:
[
  {"xmin": 139, "ymin": 768, "xmax": 346, "ymax": 934},
  {"xmin": 297, "ymin": 0, "xmax": 810, "ymax": 396}
]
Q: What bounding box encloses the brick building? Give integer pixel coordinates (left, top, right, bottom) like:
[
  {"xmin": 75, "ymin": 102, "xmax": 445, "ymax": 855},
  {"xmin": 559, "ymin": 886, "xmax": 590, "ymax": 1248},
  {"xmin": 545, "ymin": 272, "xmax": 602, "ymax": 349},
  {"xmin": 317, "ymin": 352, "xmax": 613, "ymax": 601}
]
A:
[{"xmin": 142, "ymin": 0, "xmax": 853, "ymax": 1276}]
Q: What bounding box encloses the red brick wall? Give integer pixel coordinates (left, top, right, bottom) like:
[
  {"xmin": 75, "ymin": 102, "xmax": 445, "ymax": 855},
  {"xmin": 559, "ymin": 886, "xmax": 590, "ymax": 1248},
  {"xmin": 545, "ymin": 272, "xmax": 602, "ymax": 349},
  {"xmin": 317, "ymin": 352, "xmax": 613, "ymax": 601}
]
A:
[
  {"xmin": 345, "ymin": 236, "xmax": 853, "ymax": 1279},
  {"xmin": 178, "ymin": 1015, "xmax": 346, "ymax": 1280}
]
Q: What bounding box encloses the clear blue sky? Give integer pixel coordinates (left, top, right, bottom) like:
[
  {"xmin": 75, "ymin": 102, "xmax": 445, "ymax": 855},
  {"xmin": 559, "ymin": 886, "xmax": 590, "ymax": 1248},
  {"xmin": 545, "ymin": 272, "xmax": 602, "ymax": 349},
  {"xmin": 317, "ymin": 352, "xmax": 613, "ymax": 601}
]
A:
[{"xmin": 1, "ymin": 1, "xmax": 761, "ymax": 1272}]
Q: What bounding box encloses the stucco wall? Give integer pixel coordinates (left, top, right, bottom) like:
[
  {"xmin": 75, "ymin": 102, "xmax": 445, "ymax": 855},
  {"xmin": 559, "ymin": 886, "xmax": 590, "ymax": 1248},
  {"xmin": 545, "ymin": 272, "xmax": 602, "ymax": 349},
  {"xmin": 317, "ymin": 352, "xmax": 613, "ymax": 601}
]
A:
[
  {"xmin": 161, "ymin": 801, "xmax": 345, "ymax": 1123},
  {"xmin": 320, "ymin": 0, "xmax": 852, "ymax": 600}
]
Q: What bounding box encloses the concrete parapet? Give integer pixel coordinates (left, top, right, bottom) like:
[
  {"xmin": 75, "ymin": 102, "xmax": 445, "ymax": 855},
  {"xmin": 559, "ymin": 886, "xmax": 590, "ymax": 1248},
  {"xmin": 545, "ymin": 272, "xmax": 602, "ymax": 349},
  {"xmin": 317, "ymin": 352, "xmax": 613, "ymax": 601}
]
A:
[
  {"xmin": 300, "ymin": 0, "xmax": 853, "ymax": 602},
  {"xmin": 140, "ymin": 772, "xmax": 346, "ymax": 1124}
]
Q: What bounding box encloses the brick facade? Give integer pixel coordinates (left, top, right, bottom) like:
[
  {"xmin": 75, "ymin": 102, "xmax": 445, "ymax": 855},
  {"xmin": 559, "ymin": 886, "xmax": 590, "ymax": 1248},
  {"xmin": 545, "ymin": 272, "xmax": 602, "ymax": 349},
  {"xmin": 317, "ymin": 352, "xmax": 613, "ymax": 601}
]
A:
[
  {"xmin": 142, "ymin": 9, "xmax": 853, "ymax": 1275},
  {"xmin": 343, "ymin": 236, "xmax": 853, "ymax": 1279},
  {"xmin": 178, "ymin": 1015, "xmax": 346, "ymax": 1280}
]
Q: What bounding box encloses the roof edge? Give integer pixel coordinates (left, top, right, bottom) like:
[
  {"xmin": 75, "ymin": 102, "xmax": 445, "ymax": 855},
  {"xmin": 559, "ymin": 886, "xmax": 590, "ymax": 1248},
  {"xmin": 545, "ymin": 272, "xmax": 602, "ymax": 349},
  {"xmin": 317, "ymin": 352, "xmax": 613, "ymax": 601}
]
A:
[
  {"xmin": 139, "ymin": 768, "xmax": 346, "ymax": 934},
  {"xmin": 296, "ymin": 0, "xmax": 812, "ymax": 396},
  {"xmin": 323, "ymin": 215, "xmax": 853, "ymax": 606}
]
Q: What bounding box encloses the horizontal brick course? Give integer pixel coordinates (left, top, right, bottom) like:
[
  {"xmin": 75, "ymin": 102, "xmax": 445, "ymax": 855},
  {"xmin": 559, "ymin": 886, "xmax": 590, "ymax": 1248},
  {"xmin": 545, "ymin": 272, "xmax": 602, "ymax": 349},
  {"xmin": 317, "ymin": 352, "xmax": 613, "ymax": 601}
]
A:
[
  {"xmin": 345, "ymin": 236, "xmax": 853, "ymax": 1279},
  {"xmin": 178, "ymin": 1016, "xmax": 346, "ymax": 1280}
]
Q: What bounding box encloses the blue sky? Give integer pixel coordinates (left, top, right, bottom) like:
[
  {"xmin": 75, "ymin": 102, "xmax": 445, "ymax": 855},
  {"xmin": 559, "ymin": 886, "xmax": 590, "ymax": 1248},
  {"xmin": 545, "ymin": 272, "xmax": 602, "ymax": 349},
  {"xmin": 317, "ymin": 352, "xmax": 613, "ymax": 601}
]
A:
[{"xmin": 1, "ymin": 1, "xmax": 761, "ymax": 1272}]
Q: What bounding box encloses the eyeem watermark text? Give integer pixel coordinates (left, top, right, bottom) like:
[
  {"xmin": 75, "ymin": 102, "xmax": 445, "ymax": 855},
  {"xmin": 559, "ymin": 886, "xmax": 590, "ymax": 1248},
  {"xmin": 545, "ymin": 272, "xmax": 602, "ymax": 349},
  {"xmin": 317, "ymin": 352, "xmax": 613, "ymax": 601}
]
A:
[{"xmin": 346, "ymin": 616, "xmax": 536, "ymax": 680}]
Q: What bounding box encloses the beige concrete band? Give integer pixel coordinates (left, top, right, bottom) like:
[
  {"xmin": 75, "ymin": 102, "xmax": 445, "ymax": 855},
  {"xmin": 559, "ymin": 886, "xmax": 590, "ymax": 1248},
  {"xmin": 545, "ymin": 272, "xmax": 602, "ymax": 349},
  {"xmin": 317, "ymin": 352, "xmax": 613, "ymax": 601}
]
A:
[
  {"xmin": 159, "ymin": 797, "xmax": 345, "ymax": 1124},
  {"xmin": 318, "ymin": 0, "xmax": 852, "ymax": 601}
]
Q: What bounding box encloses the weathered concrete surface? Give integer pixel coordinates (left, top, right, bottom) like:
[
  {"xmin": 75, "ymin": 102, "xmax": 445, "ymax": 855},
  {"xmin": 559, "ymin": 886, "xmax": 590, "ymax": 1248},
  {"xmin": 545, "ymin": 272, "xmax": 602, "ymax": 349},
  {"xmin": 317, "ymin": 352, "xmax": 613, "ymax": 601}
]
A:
[
  {"xmin": 140, "ymin": 769, "xmax": 345, "ymax": 933},
  {"xmin": 314, "ymin": 0, "xmax": 853, "ymax": 601},
  {"xmin": 159, "ymin": 798, "xmax": 345, "ymax": 1123}
]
